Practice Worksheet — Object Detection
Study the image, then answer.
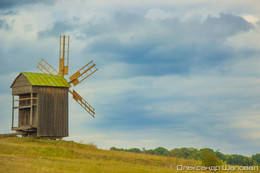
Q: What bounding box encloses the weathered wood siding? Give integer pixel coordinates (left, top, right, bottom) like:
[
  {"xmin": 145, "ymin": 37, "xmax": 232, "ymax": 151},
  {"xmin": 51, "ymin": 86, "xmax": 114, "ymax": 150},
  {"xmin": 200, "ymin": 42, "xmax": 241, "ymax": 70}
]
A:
[
  {"xmin": 18, "ymin": 109, "xmax": 30, "ymax": 127},
  {"xmin": 11, "ymin": 74, "xmax": 32, "ymax": 95},
  {"xmin": 12, "ymin": 86, "xmax": 32, "ymax": 95},
  {"xmin": 33, "ymin": 86, "xmax": 68, "ymax": 137},
  {"xmin": 18, "ymin": 94, "xmax": 30, "ymax": 127}
]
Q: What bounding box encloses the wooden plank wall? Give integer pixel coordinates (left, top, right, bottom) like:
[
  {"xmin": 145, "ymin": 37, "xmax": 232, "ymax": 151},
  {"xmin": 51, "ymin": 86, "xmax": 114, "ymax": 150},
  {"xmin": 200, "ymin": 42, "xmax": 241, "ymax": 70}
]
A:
[
  {"xmin": 34, "ymin": 86, "xmax": 68, "ymax": 137},
  {"xmin": 11, "ymin": 74, "xmax": 32, "ymax": 95},
  {"xmin": 18, "ymin": 94, "xmax": 30, "ymax": 127}
]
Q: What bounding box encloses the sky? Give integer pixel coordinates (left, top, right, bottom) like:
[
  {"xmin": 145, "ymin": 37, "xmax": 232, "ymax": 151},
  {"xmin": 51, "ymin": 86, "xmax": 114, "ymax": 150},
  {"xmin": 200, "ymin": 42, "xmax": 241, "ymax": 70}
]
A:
[{"xmin": 0, "ymin": 0, "xmax": 260, "ymax": 156}]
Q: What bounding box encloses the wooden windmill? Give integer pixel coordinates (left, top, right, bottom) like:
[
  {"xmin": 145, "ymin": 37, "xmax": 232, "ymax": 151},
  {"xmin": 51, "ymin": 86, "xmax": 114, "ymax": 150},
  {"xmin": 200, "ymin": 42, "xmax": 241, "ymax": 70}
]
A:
[{"xmin": 10, "ymin": 35, "xmax": 98, "ymax": 139}]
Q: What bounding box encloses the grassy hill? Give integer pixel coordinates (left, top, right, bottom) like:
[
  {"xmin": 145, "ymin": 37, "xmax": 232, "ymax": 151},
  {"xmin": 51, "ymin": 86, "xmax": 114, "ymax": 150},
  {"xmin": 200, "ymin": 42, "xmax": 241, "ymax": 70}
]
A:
[{"xmin": 0, "ymin": 137, "xmax": 257, "ymax": 173}]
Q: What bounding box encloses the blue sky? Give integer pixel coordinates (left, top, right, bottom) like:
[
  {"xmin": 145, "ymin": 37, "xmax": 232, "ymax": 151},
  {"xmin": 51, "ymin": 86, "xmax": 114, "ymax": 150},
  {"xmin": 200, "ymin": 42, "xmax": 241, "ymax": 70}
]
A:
[{"xmin": 0, "ymin": 0, "xmax": 260, "ymax": 156}]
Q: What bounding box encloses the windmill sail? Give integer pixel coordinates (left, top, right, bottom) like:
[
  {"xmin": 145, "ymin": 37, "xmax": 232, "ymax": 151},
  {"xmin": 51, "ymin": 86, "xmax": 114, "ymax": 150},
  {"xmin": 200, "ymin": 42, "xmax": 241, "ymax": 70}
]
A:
[
  {"xmin": 36, "ymin": 35, "xmax": 97, "ymax": 118},
  {"xmin": 69, "ymin": 89, "xmax": 95, "ymax": 118},
  {"xmin": 69, "ymin": 60, "xmax": 98, "ymax": 86},
  {"xmin": 37, "ymin": 58, "xmax": 58, "ymax": 75},
  {"xmin": 58, "ymin": 35, "xmax": 69, "ymax": 76}
]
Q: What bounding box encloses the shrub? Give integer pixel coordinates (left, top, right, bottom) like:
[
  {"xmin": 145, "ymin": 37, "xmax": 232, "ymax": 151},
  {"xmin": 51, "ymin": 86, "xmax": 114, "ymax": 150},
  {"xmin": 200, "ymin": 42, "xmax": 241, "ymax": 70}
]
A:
[
  {"xmin": 252, "ymin": 154, "xmax": 260, "ymax": 164},
  {"xmin": 200, "ymin": 148, "xmax": 222, "ymax": 167}
]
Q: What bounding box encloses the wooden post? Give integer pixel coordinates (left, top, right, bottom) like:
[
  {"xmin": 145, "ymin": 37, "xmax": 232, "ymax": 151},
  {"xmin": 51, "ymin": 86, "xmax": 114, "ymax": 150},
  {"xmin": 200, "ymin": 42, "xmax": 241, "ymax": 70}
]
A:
[
  {"xmin": 67, "ymin": 36, "xmax": 70, "ymax": 69},
  {"xmin": 11, "ymin": 95, "xmax": 14, "ymax": 130},
  {"xmin": 59, "ymin": 35, "xmax": 61, "ymax": 63},
  {"xmin": 30, "ymin": 93, "xmax": 33, "ymax": 126}
]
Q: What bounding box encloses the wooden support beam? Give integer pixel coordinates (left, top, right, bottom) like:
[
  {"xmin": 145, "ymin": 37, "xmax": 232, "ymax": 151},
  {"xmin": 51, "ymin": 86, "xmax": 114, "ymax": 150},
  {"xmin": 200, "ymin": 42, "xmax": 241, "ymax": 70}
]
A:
[
  {"xmin": 30, "ymin": 93, "xmax": 33, "ymax": 126},
  {"xmin": 14, "ymin": 97, "xmax": 38, "ymax": 101},
  {"xmin": 14, "ymin": 105, "xmax": 37, "ymax": 109},
  {"xmin": 11, "ymin": 95, "xmax": 14, "ymax": 130}
]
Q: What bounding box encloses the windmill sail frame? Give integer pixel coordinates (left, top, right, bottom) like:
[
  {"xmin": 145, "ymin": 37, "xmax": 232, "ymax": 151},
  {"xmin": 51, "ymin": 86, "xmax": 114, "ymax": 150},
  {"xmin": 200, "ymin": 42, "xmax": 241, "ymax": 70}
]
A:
[{"xmin": 36, "ymin": 35, "xmax": 98, "ymax": 118}]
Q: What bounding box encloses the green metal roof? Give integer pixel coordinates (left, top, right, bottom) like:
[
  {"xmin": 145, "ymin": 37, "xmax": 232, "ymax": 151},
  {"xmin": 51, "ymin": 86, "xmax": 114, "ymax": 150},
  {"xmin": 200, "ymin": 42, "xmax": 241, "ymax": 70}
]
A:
[{"xmin": 22, "ymin": 72, "xmax": 71, "ymax": 87}]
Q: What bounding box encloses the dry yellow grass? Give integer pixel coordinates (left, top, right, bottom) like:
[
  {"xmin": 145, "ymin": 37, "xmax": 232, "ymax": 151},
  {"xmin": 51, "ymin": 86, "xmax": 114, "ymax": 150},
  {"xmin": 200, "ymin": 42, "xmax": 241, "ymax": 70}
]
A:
[{"xmin": 0, "ymin": 137, "xmax": 258, "ymax": 173}]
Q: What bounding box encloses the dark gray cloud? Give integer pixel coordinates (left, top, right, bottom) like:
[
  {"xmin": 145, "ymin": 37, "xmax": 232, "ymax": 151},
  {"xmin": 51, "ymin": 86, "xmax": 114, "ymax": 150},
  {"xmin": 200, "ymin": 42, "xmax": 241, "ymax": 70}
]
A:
[
  {"xmin": 0, "ymin": 9, "xmax": 17, "ymax": 15},
  {"xmin": 0, "ymin": 38, "xmax": 59, "ymax": 76},
  {"xmin": 38, "ymin": 21, "xmax": 75, "ymax": 38},
  {"xmin": 82, "ymin": 12, "xmax": 253, "ymax": 76},
  {"xmin": 204, "ymin": 13, "xmax": 253, "ymax": 37},
  {"xmin": 0, "ymin": 0, "xmax": 56, "ymax": 9},
  {"xmin": 36, "ymin": 11, "xmax": 253, "ymax": 76}
]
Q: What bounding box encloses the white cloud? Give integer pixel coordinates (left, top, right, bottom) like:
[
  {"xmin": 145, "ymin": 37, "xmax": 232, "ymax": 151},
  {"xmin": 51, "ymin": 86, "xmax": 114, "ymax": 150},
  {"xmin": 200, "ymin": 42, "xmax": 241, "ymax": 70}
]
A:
[
  {"xmin": 242, "ymin": 14, "xmax": 259, "ymax": 25},
  {"xmin": 140, "ymin": 139, "xmax": 157, "ymax": 143},
  {"xmin": 230, "ymin": 119, "xmax": 260, "ymax": 129},
  {"xmin": 145, "ymin": 9, "xmax": 175, "ymax": 20},
  {"xmin": 0, "ymin": 93, "xmax": 12, "ymax": 134},
  {"xmin": 225, "ymin": 24, "xmax": 260, "ymax": 52},
  {"xmin": 249, "ymin": 133, "xmax": 260, "ymax": 140}
]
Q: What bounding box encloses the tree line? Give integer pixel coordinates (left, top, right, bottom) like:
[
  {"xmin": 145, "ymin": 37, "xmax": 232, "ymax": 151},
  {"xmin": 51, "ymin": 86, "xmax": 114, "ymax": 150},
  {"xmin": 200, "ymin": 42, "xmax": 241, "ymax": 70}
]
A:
[{"xmin": 110, "ymin": 147, "xmax": 260, "ymax": 166}]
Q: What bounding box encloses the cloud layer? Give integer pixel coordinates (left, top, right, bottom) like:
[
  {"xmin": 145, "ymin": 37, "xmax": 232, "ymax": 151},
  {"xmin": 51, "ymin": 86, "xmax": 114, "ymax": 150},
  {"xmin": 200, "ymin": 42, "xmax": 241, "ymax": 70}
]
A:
[{"xmin": 0, "ymin": 0, "xmax": 260, "ymax": 156}]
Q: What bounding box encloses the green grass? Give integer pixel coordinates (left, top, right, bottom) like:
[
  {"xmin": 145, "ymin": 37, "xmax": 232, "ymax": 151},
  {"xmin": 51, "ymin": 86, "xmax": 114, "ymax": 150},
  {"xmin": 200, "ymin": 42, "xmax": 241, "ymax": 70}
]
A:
[{"xmin": 0, "ymin": 137, "xmax": 258, "ymax": 173}]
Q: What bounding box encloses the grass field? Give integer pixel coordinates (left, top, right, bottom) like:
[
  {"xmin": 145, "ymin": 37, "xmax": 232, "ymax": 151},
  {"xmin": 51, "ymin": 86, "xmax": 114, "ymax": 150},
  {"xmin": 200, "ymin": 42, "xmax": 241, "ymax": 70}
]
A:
[{"xmin": 0, "ymin": 137, "xmax": 258, "ymax": 173}]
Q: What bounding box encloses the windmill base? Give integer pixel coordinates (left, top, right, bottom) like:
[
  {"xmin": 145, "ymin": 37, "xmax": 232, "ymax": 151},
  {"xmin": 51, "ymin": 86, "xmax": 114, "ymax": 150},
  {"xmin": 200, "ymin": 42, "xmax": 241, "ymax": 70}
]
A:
[
  {"xmin": 12, "ymin": 127, "xmax": 63, "ymax": 140},
  {"xmin": 16, "ymin": 132, "xmax": 63, "ymax": 140}
]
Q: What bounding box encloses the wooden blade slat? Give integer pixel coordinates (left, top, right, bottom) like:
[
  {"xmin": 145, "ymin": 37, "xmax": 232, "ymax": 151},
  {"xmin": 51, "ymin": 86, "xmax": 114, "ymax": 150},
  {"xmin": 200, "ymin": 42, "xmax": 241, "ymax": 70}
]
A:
[
  {"xmin": 69, "ymin": 60, "xmax": 98, "ymax": 86},
  {"xmin": 37, "ymin": 58, "xmax": 58, "ymax": 75},
  {"xmin": 69, "ymin": 89, "xmax": 95, "ymax": 118}
]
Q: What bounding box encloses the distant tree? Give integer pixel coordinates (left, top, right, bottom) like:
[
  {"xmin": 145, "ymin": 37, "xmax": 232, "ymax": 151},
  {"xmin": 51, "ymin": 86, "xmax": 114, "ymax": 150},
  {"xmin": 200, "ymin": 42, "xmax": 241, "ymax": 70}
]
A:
[
  {"xmin": 232, "ymin": 155, "xmax": 244, "ymax": 165},
  {"xmin": 243, "ymin": 157, "xmax": 254, "ymax": 166},
  {"xmin": 227, "ymin": 155, "xmax": 234, "ymax": 165},
  {"xmin": 110, "ymin": 147, "xmax": 117, "ymax": 150},
  {"xmin": 125, "ymin": 148, "xmax": 142, "ymax": 153},
  {"xmin": 145, "ymin": 147, "xmax": 170, "ymax": 156},
  {"xmin": 216, "ymin": 151, "xmax": 227, "ymax": 161},
  {"xmin": 200, "ymin": 148, "xmax": 222, "ymax": 167},
  {"xmin": 110, "ymin": 146, "xmax": 259, "ymax": 166},
  {"xmin": 170, "ymin": 148, "xmax": 183, "ymax": 158},
  {"xmin": 235, "ymin": 155, "xmax": 244, "ymax": 165},
  {"xmin": 170, "ymin": 147, "xmax": 200, "ymax": 160},
  {"xmin": 153, "ymin": 147, "xmax": 170, "ymax": 156},
  {"xmin": 145, "ymin": 149, "xmax": 155, "ymax": 155},
  {"xmin": 110, "ymin": 147, "xmax": 124, "ymax": 151},
  {"xmin": 181, "ymin": 148, "xmax": 192, "ymax": 159},
  {"xmin": 185, "ymin": 147, "xmax": 200, "ymax": 160},
  {"xmin": 252, "ymin": 154, "xmax": 260, "ymax": 164},
  {"xmin": 199, "ymin": 148, "xmax": 214, "ymax": 160},
  {"xmin": 226, "ymin": 154, "xmax": 254, "ymax": 166}
]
